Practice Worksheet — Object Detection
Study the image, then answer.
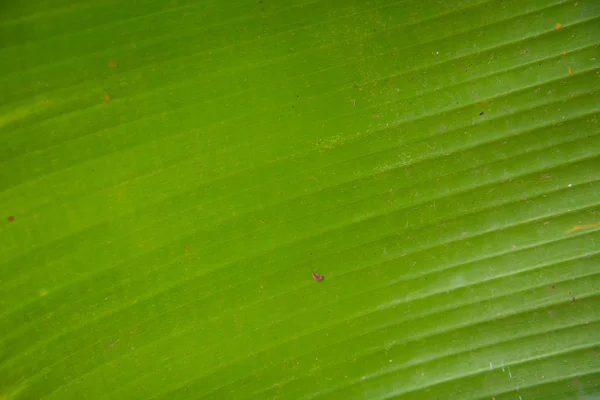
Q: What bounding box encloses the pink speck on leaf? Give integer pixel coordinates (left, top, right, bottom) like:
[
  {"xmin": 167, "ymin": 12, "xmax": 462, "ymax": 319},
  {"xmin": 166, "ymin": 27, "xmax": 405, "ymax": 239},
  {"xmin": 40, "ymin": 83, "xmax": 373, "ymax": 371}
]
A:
[{"xmin": 312, "ymin": 273, "xmax": 324, "ymax": 281}]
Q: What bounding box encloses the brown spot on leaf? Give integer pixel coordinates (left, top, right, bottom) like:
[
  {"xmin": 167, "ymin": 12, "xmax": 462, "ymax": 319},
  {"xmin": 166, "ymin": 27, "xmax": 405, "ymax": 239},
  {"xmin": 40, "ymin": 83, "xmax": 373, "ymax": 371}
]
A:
[
  {"xmin": 566, "ymin": 221, "xmax": 600, "ymax": 233},
  {"xmin": 555, "ymin": 23, "xmax": 562, "ymax": 30},
  {"xmin": 7, "ymin": 216, "xmax": 15, "ymax": 222},
  {"xmin": 108, "ymin": 59, "xmax": 119, "ymax": 68},
  {"xmin": 568, "ymin": 67, "xmax": 573, "ymax": 76},
  {"xmin": 103, "ymin": 93, "xmax": 111, "ymax": 102},
  {"xmin": 185, "ymin": 246, "xmax": 190, "ymax": 253},
  {"xmin": 312, "ymin": 273, "xmax": 324, "ymax": 281}
]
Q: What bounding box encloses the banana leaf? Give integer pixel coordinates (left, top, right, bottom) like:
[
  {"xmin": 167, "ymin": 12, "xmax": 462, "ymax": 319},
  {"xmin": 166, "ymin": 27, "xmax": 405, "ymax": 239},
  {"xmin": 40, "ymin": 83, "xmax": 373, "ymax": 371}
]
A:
[{"xmin": 1, "ymin": 0, "xmax": 599, "ymax": 399}]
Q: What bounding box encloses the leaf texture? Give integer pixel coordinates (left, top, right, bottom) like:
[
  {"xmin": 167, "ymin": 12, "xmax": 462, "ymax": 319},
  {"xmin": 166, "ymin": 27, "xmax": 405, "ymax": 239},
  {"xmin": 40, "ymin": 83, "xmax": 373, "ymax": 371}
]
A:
[{"xmin": 1, "ymin": 0, "xmax": 599, "ymax": 399}]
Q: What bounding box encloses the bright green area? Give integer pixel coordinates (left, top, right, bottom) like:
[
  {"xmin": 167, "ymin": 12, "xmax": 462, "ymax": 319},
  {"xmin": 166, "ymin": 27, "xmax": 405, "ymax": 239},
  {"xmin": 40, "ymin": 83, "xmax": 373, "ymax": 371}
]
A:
[{"xmin": 1, "ymin": 0, "xmax": 599, "ymax": 399}]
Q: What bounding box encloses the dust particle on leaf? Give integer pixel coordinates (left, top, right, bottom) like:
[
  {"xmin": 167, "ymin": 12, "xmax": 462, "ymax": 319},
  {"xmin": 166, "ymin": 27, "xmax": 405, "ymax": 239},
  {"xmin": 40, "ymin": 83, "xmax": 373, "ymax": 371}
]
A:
[
  {"xmin": 479, "ymin": 111, "xmax": 484, "ymax": 116},
  {"xmin": 555, "ymin": 23, "xmax": 562, "ymax": 30},
  {"xmin": 312, "ymin": 272, "xmax": 324, "ymax": 281},
  {"xmin": 7, "ymin": 216, "xmax": 15, "ymax": 222}
]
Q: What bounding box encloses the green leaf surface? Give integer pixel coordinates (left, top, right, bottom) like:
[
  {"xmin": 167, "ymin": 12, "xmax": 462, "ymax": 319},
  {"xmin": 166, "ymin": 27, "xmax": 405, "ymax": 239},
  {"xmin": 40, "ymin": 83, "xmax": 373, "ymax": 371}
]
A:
[{"xmin": 1, "ymin": 0, "xmax": 599, "ymax": 399}]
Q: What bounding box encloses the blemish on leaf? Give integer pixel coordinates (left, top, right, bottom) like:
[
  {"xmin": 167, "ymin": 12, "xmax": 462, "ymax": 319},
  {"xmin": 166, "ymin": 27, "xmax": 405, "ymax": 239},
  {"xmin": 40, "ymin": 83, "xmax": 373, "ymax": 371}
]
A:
[
  {"xmin": 7, "ymin": 216, "xmax": 14, "ymax": 222},
  {"xmin": 108, "ymin": 59, "xmax": 119, "ymax": 68},
  {"xmin": 185, "ymin": 246, "xmax": 190, "ymax": 253},
  {"xmin": 565, "ymin": 221, "xmax": 600, "ymax": 233},
  {"xmin": 312, "ymin": 272, "xmax": 324, "ymax": 281},
  {"xmin": 568, "ymin": 67, "xmax": 573, "ymax": 76},
  {"xmin": 103, "ymin": 93, "xmax": 111, "ymax": 102},
  {"xmin": 555, "ymin": 23, "xmax": 562, "ymax": 30}
]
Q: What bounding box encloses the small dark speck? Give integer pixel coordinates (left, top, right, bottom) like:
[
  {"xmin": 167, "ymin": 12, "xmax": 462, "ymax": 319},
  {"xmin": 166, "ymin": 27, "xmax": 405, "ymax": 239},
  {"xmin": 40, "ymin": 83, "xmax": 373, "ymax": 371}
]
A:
[
  {"xmin": 292, "ymin": 106, "xmax": 294, "ymax": 108},
  {"xmin": 479, "ymin": 111, "xmax": 484, "ymax": 116},
  {"xmin": 296, "ymin": 95, "xmax": 299, "ymax": 97},
  {"xmin": 552, "ymin": 285, "xmax": 555, "ymax": 289},
  {"xmin": 7, "ymin": 216, "xmax": 15, "ymax": 222},
  {"xmin": 312, "ymin": 272, "xmax": 324, "ymax": 281},
  {"xmin": 571, "ymin": 296, "xmax": 576, "ymax": 302}
]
